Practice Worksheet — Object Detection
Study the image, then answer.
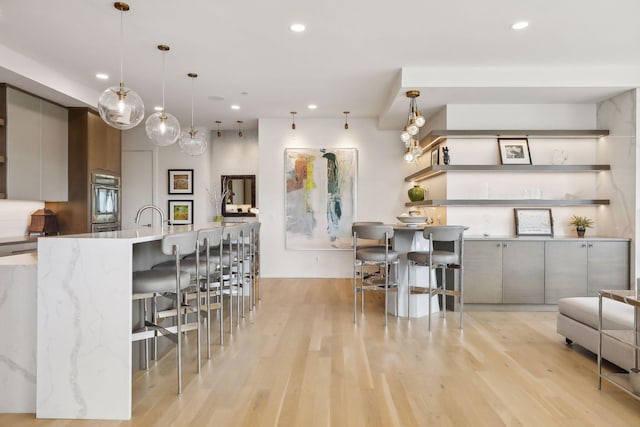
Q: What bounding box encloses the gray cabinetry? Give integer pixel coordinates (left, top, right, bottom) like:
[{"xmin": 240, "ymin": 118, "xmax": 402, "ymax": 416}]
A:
[
  {"xmin": 587, "ymin": 241, "xmax": 628, "ymax": 297},
  {"xmin": 545, "ymin": 240, "xmax": 628, "ymax": 303},
  {"xmin": 466, "ymin": 238, "xmax": 629, "ymax": 305},
  {"xmin": 464, "ymin": 240, "xmax": 502, "ymax": 303},
  {"xmin": 5, "ymin": 87, "xmax": 68, "ymax": 201},
  {"xmin": 544, "ymin": 241, "xmax": 588, "ymax": 304},
  {"xmin": 464, "ymin": 240, "xmax": 544, "ymax": 304},
  {"xmin": 503, "ymin": 241, "xmax": 545, "ymax": 303}
]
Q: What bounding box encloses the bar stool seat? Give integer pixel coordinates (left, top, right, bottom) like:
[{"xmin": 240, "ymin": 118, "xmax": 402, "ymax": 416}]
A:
[{"xmin": 133, "ymin": 269, "xmax": 191, "ymax": 293}]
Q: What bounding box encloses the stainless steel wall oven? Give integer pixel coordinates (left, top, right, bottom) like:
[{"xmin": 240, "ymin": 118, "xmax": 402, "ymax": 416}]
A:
[{"xmin": 91, "ymin": 172, "xmax": 121, "ymax": 232}]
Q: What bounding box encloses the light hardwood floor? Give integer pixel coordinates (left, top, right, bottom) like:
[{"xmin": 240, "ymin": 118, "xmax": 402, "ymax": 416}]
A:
[{"xmin": 3, "ymin": 278, "xmax": 640, "ymax": 426}]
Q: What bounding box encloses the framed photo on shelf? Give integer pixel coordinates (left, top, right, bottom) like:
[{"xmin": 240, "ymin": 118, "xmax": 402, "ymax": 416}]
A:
[
  {"xmin": 498, "ymin": 138, "xmax": 531, "ymax": 165},
  {"xmin": 431, "ymin": 147, "xmax": 439, "ymax": 166},
  {"xmin": 168, "ymin": 169, "xmax": 194, "ymax": 194},
  {"xmin": 168, "ymin": 200, "xmax": 194, "ymax": 225},
  {"xmin": 514, "ymin": 208, "xmax": 553, "ymax": 236}
]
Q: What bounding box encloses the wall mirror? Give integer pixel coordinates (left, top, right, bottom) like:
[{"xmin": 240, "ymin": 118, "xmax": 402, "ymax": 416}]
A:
[{"xmin": 221, "ymin": 174, "xmax": 256, "ymax": 217}]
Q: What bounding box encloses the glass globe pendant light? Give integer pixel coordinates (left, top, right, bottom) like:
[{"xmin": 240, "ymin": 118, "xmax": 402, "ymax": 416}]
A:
[
  {"xmin": 97, "ymin": 2, "xmax": 144, "ymax": 130},
  {"xmin": 178, "ymin": 73, "xmax": 207, "ymax": 156},
  {"xmin": 145, "ymin": 45, "xmax": 180, "ymax": 146}
]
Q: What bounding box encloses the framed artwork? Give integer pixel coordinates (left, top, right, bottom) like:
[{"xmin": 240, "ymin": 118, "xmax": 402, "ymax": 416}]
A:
[
  {"xmin": 431, "ymin": 147, "xmax": 439, "ymax": 166},
  {"xmin": 168, "ymin": 169, "xmax": 194, "ymax": 194},
  {"xmin": 168, "ymin": 200, "xmax": 193, "ymax": 225},
  {"xmin": 285, "ymin": 148, "xmax": 357, "ymax": 250},
  {"xmin": 498, "ymin": 138, "xmax": 531, "ymax": 165},
  {"xmin": 514, "ymin": 208, "xmax": 553, "ymax": 236}
]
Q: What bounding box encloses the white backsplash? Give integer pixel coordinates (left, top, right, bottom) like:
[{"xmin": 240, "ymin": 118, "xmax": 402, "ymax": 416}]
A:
[{"xmin": 0, "ymin": 200, "xmax": 44, "ymax": 237}]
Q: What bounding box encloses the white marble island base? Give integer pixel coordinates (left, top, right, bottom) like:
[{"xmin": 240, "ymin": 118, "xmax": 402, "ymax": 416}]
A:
[{"xmin": 0, "ymin": 253, "xmax": 37, "ymax": 413}]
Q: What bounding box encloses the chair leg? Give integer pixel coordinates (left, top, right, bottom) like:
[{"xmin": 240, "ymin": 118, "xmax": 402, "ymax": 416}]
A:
[
  {"xmin": 441, "ymin": 267, "xmax": 447, "ymax": 319},
  {"xmin": 142, "ymin": 298, "xmax": 149, "ymax": 370},
  {"xmin": 459, "ymin": 267, "xmax": 464, "ymax": 329},
  {"xmin": 384, "ymin": 265, "xmax": 388, "ymax": 327},
  {"xmin": 175, "ymin": 277, "xmax": 183, "ymax": 394},
  {"xmin": 428, "ymin": 264, "xmax": 432, "ymax": 332},
  {"xmin": 353, "ymin": 263, "xmax": 357, "ymax": 324}
]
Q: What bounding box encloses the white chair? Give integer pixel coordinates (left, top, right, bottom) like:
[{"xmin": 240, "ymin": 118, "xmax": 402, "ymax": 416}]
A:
[
  {"xmin": 131, "ymin": 231, "xmax": 198, "ymax": 394},
  {"xmin": 407, "ymin": 225, "xmax": 465, "ymax": 331},
  {"xmin": 352, "ymin": 223, "xmax": 399, "ymax": 326}
]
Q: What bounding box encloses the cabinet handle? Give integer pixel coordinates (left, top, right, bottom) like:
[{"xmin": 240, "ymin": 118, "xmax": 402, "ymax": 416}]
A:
[
  {"xmin": 503, "ymin": 243, "xmax": 508, "ymax": 248},
  {"xmin": 588, "ymin": 244, "xmax": 593, "ymax": 248},
  {"xmin": 581, "ymin": 244, "xmax": 587, "ymax": 248},
  {"xmin": 496, "ymin": 243, "xmax": 501, "ymax": 247}
]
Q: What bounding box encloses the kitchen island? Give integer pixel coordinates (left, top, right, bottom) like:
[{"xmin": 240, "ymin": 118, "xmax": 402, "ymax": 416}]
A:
[{"xmin": 36, "ymin": 223, "xmax": 235, "ymax": 420}]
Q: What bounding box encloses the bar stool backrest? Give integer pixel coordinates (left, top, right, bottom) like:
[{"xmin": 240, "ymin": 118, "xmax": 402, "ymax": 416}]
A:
[
  {"xmin": 422, "ymin": 225, "xmax": 464, "ymax": 245},
  {"xmin": 352, "ymin": 224, "xmax": 394, "ymax": 240},
  {"xmin": 161, "ymin": 231, "xmax": 198, "ymax": 257},
  {"xmin": 198, "ymin": 227, "xmax": 224, "ymax": 248}
]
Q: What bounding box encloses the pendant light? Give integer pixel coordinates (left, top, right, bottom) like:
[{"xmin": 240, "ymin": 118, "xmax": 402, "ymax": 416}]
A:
[
  {"xmin": 216, "ymin": 120, "xmax": 222, "ymax": 138},
  {"xmin": 401, "ymin": 90, "xmax": 426, "ymax": 162},
  {"xmin": 97, "ymin": 2, "xmax": 144, "ymax": 130},
  {"xmin": 145, "ymin": 44, "xmax": 180, "ymax": 146},
  {"xmin": 343, "ymin": 111, "xmax": 350, "ymax": 130},
  {"xmin": 291, "ymin": 112, "xmax": 297, "ymax": 130},
  {"xmin": 178, "ymin": 73, "xmax": 207, "ymax": 156},
  {"xmin": 237, "ymin": 120, "xmax": 244, "ymax": 138}
]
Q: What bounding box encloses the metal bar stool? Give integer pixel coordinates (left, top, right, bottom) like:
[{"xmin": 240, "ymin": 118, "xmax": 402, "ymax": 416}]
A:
[
  {"xmin": 407, "ymin": 225, "xmax": 465, "ymax": 331},
  {"xmin": 352, "ymin": 223, "xmax": 399, "ymax": 326},
  {"xmin": 131, "ymin": 230, "xmax": 198, "ymax": 394}
]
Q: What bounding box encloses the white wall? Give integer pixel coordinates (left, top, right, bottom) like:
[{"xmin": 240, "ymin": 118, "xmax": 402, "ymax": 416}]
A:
[
  {"xmin": 596, "ymin": 89, "xmax": 637, "ymax": 285},
  {"xmin": 121, "ymin": 126, "xmax": 211, "ymax": 227},
  {"xmin": 439, "ymin": 104, "xmax": 606, "ymax": 237},
  {"xmin": 210, "ymin": 129, "xmax": 258, "ymax": 219},
  {"xmin": 258, "ymin": 118, "xmax": 408, "ymax": 278},
  {"xmin": 0, "ymin": 200, "xmax": 44, "ymax": 237}
]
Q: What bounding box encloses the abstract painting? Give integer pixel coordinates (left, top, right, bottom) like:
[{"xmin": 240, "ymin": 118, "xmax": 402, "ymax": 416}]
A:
[{"xmin": 285, "ymin": 148, "xmax": 357, "ymax": 250}]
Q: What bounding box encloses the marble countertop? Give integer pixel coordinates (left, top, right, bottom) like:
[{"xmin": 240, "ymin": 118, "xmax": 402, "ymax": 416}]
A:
[
  {"xmin": 0, "ymin": 235, "xmax": 37, "ymax": 246},
  {"xmin": 40, "ymin": 222, "xmax": 242, "ymax": 244}
]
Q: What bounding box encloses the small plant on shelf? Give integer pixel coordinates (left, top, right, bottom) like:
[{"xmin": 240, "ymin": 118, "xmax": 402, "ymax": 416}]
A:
[{"xmin": 569, "ymin": 215, "xmax": 593, "ymax": 238}]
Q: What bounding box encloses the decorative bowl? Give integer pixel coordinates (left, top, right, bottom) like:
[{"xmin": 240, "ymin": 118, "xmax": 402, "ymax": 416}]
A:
[{"xmin": 397, "ymin": 216, "xmax": 428, "ymax": 224}]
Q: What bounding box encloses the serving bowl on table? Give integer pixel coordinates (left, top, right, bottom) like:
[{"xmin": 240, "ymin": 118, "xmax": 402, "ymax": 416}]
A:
[{"xmin": 396, "ymin": 216, "xmax": 428, "ymax": 227}]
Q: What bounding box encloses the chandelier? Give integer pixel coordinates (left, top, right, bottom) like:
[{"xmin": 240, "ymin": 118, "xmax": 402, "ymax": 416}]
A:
[{"xmin": 401, "ymin": 90, "xmax": 426, "ymax": 162}]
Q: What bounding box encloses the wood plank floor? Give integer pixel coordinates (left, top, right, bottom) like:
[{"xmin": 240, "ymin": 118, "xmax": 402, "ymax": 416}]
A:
[{"xmin": 3, "ymin": 278, "xmax": 640, "ymax": 426}]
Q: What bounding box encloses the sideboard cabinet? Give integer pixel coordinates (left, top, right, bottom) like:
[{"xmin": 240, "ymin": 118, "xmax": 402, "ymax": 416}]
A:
[{"xmin": 464, "ymin": 238, "xmax": 629, "ymax": 305}]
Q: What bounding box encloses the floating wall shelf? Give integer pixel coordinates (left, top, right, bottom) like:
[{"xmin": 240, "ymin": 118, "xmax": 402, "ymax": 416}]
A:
[
  {"xmin": 420, "ymin": 129, "xmax": 610, "ymax": 151},
  {"xmin": 405, "ymin": 199, "xmax": 610, "ymax": 207},
  {"xmin": 405, "ymin": 164, "xmax": 611, "ymax": 182}
]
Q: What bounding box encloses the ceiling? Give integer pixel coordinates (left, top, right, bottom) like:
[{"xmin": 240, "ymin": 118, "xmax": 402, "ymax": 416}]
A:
[{"xmin": 1, "ymin": 0, "xmax": 640, "ymax": 132}]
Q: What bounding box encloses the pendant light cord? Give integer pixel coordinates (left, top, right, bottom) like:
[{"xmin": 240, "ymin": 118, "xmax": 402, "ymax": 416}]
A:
[
  {"xmin": 161, "ymin": 51, "xmax": 166, "ymax": 111},
  {"xmin": 190, "ymin": 77, "xmax": 195, "ymax": 129},
  {"xmin": 120, "ymin": 10, "xmax": 124, "ymax": 84}
]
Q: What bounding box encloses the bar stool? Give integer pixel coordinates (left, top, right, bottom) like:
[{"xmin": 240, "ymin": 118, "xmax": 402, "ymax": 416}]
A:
[
  {"xmin": 131, "ymin": 231, "xmax": 198, "ymax": 394},
  {"xmin": 407, "ymin": 225, "xmax": 465, "ymax": 331},
  {"xmin": 214, "ymin": 225, "xmax": 242, "ymax": 331},
  {"xmin": 352, "ymin": 223, "xmax": 399, "ymax": 326},
  {"xmin": 249, "ymin": 222, "xmax": 261, "ymax": 308}
]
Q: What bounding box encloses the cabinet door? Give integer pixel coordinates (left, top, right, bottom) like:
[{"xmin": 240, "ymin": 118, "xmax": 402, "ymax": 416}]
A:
[
  {"xmin": 587, "ymin": 241, "xmax": 629, "ymax": 296},
  {"xmin": 40, "ymin": 100, "xmax": 68, "ymax": 201},
  {"xmin": 463, "ymin": 240, "xmax": 502, "ymax": 303},
  {"xmin": 6, "ymin": 88, "xmax": 41, "ymax": 200},
  {"xmin": 88, "ymin": 111, "xmax": 121, "ymax": 175},
  {"xmin": 502, "ymin": 241, "xmax": 545, "ymax": 303},
  {"xmin": 545, "ymin": 241, "xmax": 587, "ymax": 303}
]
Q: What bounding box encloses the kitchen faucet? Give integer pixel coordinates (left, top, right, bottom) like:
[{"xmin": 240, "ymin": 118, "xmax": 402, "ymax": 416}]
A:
[{"xmin": 134, "ymin": 205, "xmax": 165, "ymax": 226}]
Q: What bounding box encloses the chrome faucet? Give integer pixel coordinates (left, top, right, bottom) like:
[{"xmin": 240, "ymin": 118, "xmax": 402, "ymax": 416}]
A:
[{"xmin": 134, "ymin": 205, "xmax": 165, "ymax": 226}]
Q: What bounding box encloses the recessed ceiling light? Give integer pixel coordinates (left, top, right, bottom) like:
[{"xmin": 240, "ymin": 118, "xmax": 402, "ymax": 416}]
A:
[
  {"xmin": 208, "ymin": 95, "xmax": 224, "ymax": 101},
  {"xmin": 307, "ymin": 104, "xmax": 317, "ymax": 110},
  {"xmin": 231, "ymin": 105, "xmax": 240, "ymax": 110},
  {"xmin": 154, "ymin": 105, "xmax": 163, "ymax": 112},
  {"xmin": 241, "ymin": 91, "xmax": 248, "ymax": 95},
  {"xmin": 512, "ymin": 21, "xmax": 529, "ymax": 30},
  {"xmin": 290, "ymin": 23, "xmax": 306, "ymax": 32},
  {"xmin": 96, "ymin": 73, "xmax": 109, "ymax": 80}
]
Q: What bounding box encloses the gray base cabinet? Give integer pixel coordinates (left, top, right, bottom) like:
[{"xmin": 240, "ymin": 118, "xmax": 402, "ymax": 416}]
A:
[
  {"xmin": 465, "ymin": 238, "xmax": 629, "ymax": 304},
  {"xmin": 464, "ymin": 240, "xmax": 544, "ymax": 304},
  {"xmin": 545, "ymin": 240, "xmax": 628, "ymax": 303}
]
